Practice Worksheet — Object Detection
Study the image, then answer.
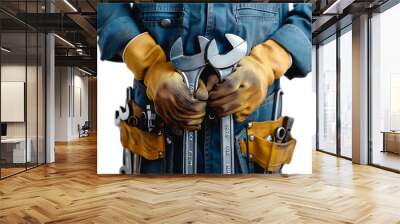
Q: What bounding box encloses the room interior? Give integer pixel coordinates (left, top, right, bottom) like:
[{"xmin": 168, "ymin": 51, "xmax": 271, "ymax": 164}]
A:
[
  {"xmin": 0, "ymin": 30, "xmax": 46, "ymax": 177},
  {"xmin": 0, "ymin": 0, "xmax": 96, "ymax": 179},
  {"xmin": 313, "ymin": 0, "xmax": 400, "ymax": 172},
  {"xmin": 0, "ymin": 0, "xmax": 399, "ymax": 222}
]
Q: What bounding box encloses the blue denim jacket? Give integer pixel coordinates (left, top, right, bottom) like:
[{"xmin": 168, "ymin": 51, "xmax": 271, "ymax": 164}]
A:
[{"xmin": 98, "ymin": 3, "xmax": 312, "ymax": 174}]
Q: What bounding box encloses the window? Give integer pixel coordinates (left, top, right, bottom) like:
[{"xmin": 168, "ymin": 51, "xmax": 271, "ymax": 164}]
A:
[
  {"xmin": 339, "ymin": 28, "xmax": 352, "ymax": 158},
  {"xmin": 370, "ymin": 3, "xmax": 400, "ymax": 171},
  {"xmin": 0, "ymin": 1, "xmax": 47, "ymax": 179},
  {"xmin": 317, "ymin": 36, "xmax": 337, "ymax": 154}
]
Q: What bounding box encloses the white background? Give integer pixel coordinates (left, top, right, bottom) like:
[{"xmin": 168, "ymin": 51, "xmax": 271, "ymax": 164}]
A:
[{"xmin": 97, "ymin": 46, "xmax": 315, "ymax": 174}]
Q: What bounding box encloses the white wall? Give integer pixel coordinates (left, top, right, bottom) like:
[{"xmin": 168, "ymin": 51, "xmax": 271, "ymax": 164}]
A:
[
  {"xmin": 97, "ymin": 48, "xmax": 134, "ymax": 174},
  {"xmin": 72, "ymin": 70, "xmax": 89, "ymax": 137},
  {"xmin": 55, "ymin": 66, "xmax": 69, "ymax": 141},
  {"xmin": 281, "ymin": 72, "xmax": 314, "ymax": 174},
  {"xmin": 54, "ymin": 66, "xmax": 89, "ymax": 141}
]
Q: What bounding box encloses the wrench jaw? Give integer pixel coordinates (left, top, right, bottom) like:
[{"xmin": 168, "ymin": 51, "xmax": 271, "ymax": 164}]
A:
[
  {"xmin": 198, "ymin": 36, "xmax": 209, "ymax": 51},
  {"xmin": 207, "ymin": 33, "xmax": 248, "ymax": 81},
  {"xmin": 170, "ymin": 37, "xmax": 184, "ymax": 62},
  {"xmin": 170, "ymin": 36, "xmax": 209, "ymax": 72},
  {"xmin": 225, "ymin": 33, "xmax": 246, "ymax": 49},
  {"xmin": 170, "ymin": 36, "xmax": 207, "ymax": 92},
  {"xmin": 178, "ymin": 68, "xmax": 205, "ymax": 95}
]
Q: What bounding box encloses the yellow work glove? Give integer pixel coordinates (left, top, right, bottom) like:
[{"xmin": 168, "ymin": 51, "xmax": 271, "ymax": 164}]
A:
[
  {"xmin": 208, "ymin": 40, "xmax": 292, "ymax": 122},
  {"xmin": 123, "ymin": 32, "xmax": 166, "ymax": 80},
  {"xmin": 123, "ymin": 32, "xmax": 208, "ymax": 130}
]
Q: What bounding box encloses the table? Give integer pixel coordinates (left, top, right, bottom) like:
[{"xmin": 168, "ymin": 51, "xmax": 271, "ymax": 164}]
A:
[
  {"xmin": 381, "ymin": 131, "xmax": 400, "ymax": 154},
  {"xmin": 1, "ymin": 138, "xmax": 32, "ymax": 163}
]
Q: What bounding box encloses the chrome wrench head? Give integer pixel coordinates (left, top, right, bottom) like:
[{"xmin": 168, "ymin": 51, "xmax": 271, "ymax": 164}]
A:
[
  {"xmin": 119, "ymin": 106, "xmax": 130, "ymax": 121},
  {"xmin": 170, "ymin": 36, "xmax": 209, "ymax": 93},
  {"xmin": 207, "ymin": 33, "xmax": 248, "ymax": 80}
]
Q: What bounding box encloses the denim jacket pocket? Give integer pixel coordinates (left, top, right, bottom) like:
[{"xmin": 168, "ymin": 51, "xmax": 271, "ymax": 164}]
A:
[
  {"xmin": 234, "ymin": 4, "xmax": 278, "ymax": 22},
  {"xmin": 233, "ymin": 3, "xmax": 280, "ymax": 47},
  {"xmin": 137, "ymin": 4, "xmax": 183, "ymax": 20}
]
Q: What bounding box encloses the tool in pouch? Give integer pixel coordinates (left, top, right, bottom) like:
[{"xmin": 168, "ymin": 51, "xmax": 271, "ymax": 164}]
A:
[
  {"xmin": 116, "ymin": 87, "xmax": 139, "ymax": 174},
  {"xmin": 207, "ymin": 34, "xmax": 248, "ymax": 174},
  {"xmin": 244, "ymin": 89, "xmax": 297, "ymax": 173},
  {"xmin": 269, "ymin": 89, "xmax": 294, "ymax": 145},
  {"xmin": 116, "ymin": 87, "xmax": 161, "ymax": 175},
  {"xmin": 170, "ymin": 36, "xmax": 209, "ymax": 174}
]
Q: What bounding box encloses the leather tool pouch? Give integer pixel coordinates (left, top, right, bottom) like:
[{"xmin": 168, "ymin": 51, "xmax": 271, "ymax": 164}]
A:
[
  {"xmin": 241, "ymin": 117, "xmax": 296, "ymax": 172},
  {"xmin": 119, "ymin": 100, "xmax": 166, "ymax": 160}
]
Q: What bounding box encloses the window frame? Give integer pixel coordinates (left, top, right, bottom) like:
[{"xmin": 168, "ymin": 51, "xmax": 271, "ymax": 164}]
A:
[
  {"xmin": 315, "ymin": 24, "xmax": 353, "ymax": 161},
  {"xmin": 367, "ymin": 1, "xmax": 400, "ymax": 173}
]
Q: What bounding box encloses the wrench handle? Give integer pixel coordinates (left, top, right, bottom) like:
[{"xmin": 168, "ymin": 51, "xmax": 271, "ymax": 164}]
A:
[
  {"xmin": 183, "ymin": 130, "xmax": 197, "ymax": 174},
  {"xmin": 178, "ymin": 70, "xmax": 203, "ymax": 174},
  {"xmin": 216, "ymin": 67, "xmax": 236, "ymax": 175},
  {"xmin": 221, "ymin": 115, "xmax": 235, "ymax": 174}
]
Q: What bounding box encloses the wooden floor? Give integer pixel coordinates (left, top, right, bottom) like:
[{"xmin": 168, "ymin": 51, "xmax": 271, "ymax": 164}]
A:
[
  {"xmin": 372, "ymin": 150, "xmax": 400, "ymax": 171},
  {"xmin": 1, "ymin": 167, "xmax": 26, "ymax": 178},
  {"xmin": 1, "ymin": 135, "xmax": 400, "ymax": 223}
]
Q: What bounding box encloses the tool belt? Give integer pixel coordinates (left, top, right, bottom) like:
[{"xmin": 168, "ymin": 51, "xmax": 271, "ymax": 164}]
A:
[
  {"xmin": 118, "ymin": 85, "xmax": 297, "ymax": 172},
  {"xmin": 119, "ymin": 100, "xmax": 166, "ymax": 161},
  {"xmin": 240, "ymin": 116, "xmax": 296, "ymax": 172}
]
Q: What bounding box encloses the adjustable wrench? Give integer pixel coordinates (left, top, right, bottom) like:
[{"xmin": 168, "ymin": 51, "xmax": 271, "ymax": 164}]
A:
[
  {"xmin": 207, "ymin": 34, "xmax": 248, "ymax": 174},
  {"xmin": 170, "ymin": 36, "xmax": 209, "ymax": 174}
]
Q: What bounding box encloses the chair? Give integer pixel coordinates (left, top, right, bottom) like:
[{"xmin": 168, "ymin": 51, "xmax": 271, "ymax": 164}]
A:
[{"xmin": 78, "ymin": 121, "xmax": 90, "ymax": 138}]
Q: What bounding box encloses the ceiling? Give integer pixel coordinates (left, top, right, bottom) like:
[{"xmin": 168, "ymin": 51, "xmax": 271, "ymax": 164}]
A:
[
  {"xmin": 4, "ymin": 0, "xmax": 394, "ymax": 74},
  {"xmin": 312, "ymin": 0, "xmax": 391, "ymax": 44},
  {"xmin": 0, "ymin": 0, "xmax": 97, "ymax": 75}
]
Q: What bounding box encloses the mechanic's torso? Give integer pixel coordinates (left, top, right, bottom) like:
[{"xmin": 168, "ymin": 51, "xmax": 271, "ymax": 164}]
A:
[
  {"xmin": 131, "ymin": 3, "xmax": 283, "ymax": 119},
  {"xmin": 130, "ymin": 3, "xmax": 287, "ymax": 173},
  {"xmin": 133, "ymin": 3, "xmax": 288, "ymax": 56}
]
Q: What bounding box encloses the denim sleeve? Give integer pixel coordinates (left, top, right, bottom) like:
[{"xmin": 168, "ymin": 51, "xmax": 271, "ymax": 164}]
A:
[
  {"xmin": 97, "ymin": 3, "xmax": 142, "ymax": 62},
  {"xmin": 271, "ymin": 3, "xmax": 312, "ymax": 79}
]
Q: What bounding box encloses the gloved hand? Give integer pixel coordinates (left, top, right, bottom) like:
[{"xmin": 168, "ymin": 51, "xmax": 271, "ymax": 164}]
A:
[
  {"xmin": 123, "ymin": 32, "xmax": 208, "ymax": 130},
  {"xmin": 145, "ymin": 62, "xmax": 208, "ymax": 130},
  {"xmin": 208, "ymin": 40, "xmax": 292, "ymax": 122}
]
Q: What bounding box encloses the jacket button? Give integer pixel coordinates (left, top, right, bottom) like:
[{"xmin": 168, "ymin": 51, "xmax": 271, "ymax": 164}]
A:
[
  {"xmin": 160, "ymin": 18, "xmax": 171, "ymax": 27},
  {"xmin": 249, "ymin": 135, "xmax": 255, "ymax": 141}
]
